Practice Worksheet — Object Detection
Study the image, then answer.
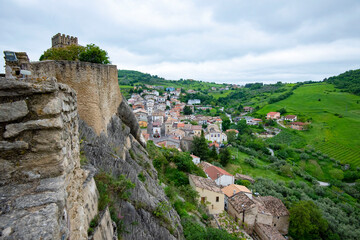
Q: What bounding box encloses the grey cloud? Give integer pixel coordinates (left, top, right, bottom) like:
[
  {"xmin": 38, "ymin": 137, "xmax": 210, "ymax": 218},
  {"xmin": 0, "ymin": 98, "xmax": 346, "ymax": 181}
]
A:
[{"xmin": 1, "ymin": 0, "xmax": 360, "ymax": 84}]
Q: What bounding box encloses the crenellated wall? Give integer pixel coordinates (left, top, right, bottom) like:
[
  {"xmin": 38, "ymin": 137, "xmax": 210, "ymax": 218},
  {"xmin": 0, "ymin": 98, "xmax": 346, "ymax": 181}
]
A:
[{"xmin": 0, "ymin": 77, "xmax": 108, "ymax": 239}]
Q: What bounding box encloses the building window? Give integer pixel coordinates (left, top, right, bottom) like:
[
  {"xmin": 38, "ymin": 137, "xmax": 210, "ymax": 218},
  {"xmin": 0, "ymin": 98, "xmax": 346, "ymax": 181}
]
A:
[
  {"xmin": 274, "ymin": 224, "xmax": 276, "ymax": 227},
  {"xmin": 216, "ymin": 196, "xmax": 219, "ymax": 202}
]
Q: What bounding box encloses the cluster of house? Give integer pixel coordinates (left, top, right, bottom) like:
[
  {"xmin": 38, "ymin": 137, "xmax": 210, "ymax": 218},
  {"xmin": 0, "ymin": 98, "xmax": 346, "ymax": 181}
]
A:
[
  {"xmin": 266, "ymin": 112, "xmax": 307, "ymax": 130},
  {"xmin": 189, "ymin": 161, "xmax": 289, "ymax": 240},
  {"xmin": 128, "ymin": 90, "xmax": 230, "ymax": 150}
]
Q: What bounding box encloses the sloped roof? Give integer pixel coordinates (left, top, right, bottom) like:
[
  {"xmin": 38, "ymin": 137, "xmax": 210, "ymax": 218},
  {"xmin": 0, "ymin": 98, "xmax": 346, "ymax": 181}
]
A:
[
  {"xmin": 285, "ymin": 115, "xmax": 297, "ymax": 119},
  {"xmin": 267, "ymin": 112, "xmax": 280, "ymax": 116},
  {"xmin": 228, "ymin": 192, "xmax": 256, "ymax": 212},
  {"xmin": 221, "ymin": 184, "xmax": 251, "ymax": 197},
  {"xmin": 258, "ymin": 196, "xmax": 289, "ymax": 217},
  {"xmin": 189, "ymin": 174, "xmax": 222, "ymax": 193},
  {"xmin": 198, "ymin": 161, "xmax": 214, "ymax": 171},
  {"xmin": 205, "ymin": 165, "xmax": 233, "ymax": 180}
]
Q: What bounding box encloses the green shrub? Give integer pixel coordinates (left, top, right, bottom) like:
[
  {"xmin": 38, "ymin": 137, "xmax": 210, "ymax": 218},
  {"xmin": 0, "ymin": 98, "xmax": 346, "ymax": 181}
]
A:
[{"xmin": 138, "ymin": 172, "xmax": 146, "ymax": 182}]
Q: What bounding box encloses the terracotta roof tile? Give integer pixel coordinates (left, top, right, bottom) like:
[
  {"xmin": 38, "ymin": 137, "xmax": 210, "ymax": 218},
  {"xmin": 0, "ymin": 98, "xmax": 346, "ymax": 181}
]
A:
[
  {"xmin": 221, "ymin": 184, "xmax": 251, "ymax": 197},
  {"xmin": 258, "ymin": 196, "xmax": 289, "ymax": 217},
  {"xmin": 189, "ymin": 174, "xmax": 222, "ymax": 193},
  {"xmin": 205, "ymin": 165, "xmax": 233, "ymax": 180}
]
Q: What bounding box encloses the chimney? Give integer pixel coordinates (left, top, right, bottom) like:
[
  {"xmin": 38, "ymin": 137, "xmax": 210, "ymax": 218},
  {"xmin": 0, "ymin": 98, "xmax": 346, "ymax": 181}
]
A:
[{"xmin": 233, "ymin": 189, "xmax": 236, "ymax": 196}]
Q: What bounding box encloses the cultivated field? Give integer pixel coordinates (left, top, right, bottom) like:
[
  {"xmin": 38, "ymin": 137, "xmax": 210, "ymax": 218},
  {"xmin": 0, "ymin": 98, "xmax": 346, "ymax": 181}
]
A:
[{"xmin": 257, "ymin": 83, "xmax": 360, "ymax": 166}]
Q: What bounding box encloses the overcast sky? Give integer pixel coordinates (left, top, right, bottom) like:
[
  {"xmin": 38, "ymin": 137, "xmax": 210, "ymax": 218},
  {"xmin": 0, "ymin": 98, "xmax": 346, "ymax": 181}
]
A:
[{"xmin": 1, "ymin": 0, "xmax": 360, "ymax": 84}]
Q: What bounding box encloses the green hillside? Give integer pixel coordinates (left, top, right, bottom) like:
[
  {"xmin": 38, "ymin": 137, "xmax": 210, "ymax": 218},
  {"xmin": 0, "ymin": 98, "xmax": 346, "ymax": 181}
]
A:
[
  {"xmin": 118, "ymin": 69, "xmax": 224, "ymax": 90},
  {"xmin": 257, "ymin": 82, "xmax": 360, "ymax": 166},
  {"xmin": 326, "ymin": 68, "xmax": 360, "ymax": 95}
]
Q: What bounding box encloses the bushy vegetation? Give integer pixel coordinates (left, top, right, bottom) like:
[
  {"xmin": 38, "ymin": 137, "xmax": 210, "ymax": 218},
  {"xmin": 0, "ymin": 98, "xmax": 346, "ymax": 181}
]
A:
[
  {"xmin": 326, "ymin": 69, "xmax": 360, "ymax": 95},
  {"xmin": 147, "ymin": 141, "xmax": 243, "ymax": 239},
  {"xmin": 251, "ymin": 178, "xmax": 360, "ymax": 240},
  {"xmin": 94, "ymin": 172, "xmax": 135, "ymax": 237},
  {"xmin": 40, "ymin": 43, "xmax": 110, "ymax": 64}
]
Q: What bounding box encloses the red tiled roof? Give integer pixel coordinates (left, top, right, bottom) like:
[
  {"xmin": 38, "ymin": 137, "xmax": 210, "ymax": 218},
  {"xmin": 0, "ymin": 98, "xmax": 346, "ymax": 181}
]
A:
[
  {"xmin": 209, "ymin": 142, "xmax": 220, "ymax": 148},
  {"xmin": 252, "ymin": 118, "xmax": 262, "ymax": 121},
  {"xmin": 285, "ymin": 115, "xmax": 296, "ymax": 119},
  {"xmin": 267, "ymin": 112, "xmax": 280, "ymax": 116},
  {"xmin": 226, "ymin": 129, "xmax": 239, "ymax": 133},
  {"xmin": 205, "ymin": 165, "xmax": 233, "ymax": 180}
]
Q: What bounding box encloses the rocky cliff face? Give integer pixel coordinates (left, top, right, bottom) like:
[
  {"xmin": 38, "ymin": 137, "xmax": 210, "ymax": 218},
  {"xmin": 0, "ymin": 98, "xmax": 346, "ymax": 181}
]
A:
[
  {"xmin": 0, "ymin": 77, "xmax": 103, "ymax": 239},
  {"xmin": 3, "ymin": 60, "xmax": 183, "ymax": 239}
]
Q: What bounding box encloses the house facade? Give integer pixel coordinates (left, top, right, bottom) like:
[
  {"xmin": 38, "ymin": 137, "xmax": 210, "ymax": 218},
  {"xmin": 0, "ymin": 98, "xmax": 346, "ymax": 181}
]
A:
[
  {"xmin": 189, "ymin": 174, "xmax": 224, "ymax": 214},
  {"xmin": 266, "ymin": 112, "xmax": 281, "ymax": 120}
]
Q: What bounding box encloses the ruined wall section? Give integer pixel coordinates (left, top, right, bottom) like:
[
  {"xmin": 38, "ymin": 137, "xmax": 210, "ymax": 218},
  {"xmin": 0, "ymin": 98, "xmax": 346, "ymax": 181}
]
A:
[
  {"xmin": 0, "ymin": 77, "xmax": 104, "ymax": 239},
  {"xmin": 26, "ymin": 61, "xmax": 122, "ymax": 136}
]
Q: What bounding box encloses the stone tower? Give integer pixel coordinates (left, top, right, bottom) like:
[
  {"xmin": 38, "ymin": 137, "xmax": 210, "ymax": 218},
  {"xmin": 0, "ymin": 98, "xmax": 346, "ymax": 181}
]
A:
[{"xmin": 51, "ymin": 33, "xmax": 78, "ymax": 48}]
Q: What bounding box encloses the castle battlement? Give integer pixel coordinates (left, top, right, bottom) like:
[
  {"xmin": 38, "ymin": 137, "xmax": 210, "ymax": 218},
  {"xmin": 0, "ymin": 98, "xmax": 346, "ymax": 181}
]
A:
[{"xmin": 51, "ymin": 33, "xmax": 78, "ymax": 48}]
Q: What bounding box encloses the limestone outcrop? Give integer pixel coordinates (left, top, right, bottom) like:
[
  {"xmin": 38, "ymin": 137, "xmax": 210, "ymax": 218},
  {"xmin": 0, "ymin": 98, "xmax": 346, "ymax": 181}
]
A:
[
  {"xmin": 0, "ymin": 77, "xmax": 107, "ymax": 239},
  {"xmin": 1, "ymin": 59, "xmax": 183, "ymax": 239}
]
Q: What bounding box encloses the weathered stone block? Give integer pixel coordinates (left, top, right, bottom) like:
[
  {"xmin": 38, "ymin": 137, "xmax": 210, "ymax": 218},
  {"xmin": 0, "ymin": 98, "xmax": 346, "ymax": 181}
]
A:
[
  {"xmin": 4, "ymin": 117, "xmax": 63, "ymax": 138},
  {"xmin": 0, "ymin": 141, "xmax": 29, "ymax": 151},
  {"xmin": 15, "ymin": 191, "xmax": 65, "ymax": 210},
  {"xmin": 0, "ymin": 78, "xmax": 57, "ymax": 97},
  {"xmin": 41, "ymin": 97, "xmax": 62, "ymax": 115},
  {"xmin": 0, "ymin": 100, "xmax": 29, "ymax": 122}
]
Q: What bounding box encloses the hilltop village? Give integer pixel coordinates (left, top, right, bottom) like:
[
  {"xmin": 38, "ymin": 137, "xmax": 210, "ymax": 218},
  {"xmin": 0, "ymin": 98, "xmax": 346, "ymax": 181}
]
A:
[
  {"xmin": 128, "ymin": 85, "xmax": 308, "ymax": 147},
  {"xmin": 2, "ymin": 33, "xmax": 360, "ymax": 240},
  {"xmin": 127, "ymin": 84, "xmax": 311, "ymax": 239}
]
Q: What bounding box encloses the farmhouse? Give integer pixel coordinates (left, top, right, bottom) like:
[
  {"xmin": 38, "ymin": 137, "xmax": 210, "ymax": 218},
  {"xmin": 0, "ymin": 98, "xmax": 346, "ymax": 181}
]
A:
[
  {"xmin": 227, "ymin": 192, "xmax": 258, "ymax": 233},
  {"xmin": 189, "ymin": 174, "xmax": 224, "ymax": 214},
  {"xmin": 284, "ymin": 115, "xmax": 297, "ymax": 121},
  {"xmin": 266, "ymin": 112, "xmax": 281, "ymax": 120},
  {"xmin": 257, "ymin": 196, "xmax": 289, "ymax": 235},
  {"xmin": 222, "ymin": 184, "xmax": 252, "ymax": 210}
]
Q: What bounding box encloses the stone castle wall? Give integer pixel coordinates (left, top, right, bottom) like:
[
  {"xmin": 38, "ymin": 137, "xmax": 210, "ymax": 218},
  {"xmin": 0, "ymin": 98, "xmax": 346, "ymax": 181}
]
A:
[
  {"xmin": 52, "ymin": 33, "xmax": 78, "ymax": 48},
  {"xmin": 26, "ymin": 61, "xmax": 122, "ymax": 136},
  {"xmin": 0, "ymin": 77, "xmax": 108, "ymax": 239}
]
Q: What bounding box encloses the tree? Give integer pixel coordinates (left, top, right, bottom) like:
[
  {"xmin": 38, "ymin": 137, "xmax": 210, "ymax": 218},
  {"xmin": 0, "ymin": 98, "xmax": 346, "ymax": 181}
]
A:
[
  {"xmin": 79, "ymin": 44, "xmax": 110, "ymax": 64},
  {"xmin": 40, "ymin": 43, "xmax": 110, "ymax": 64},
  {"xmin": 226, "ymin": 131, "xmax": 237, "ymax": 144},
  {"xmin": 39, "ymin": 45, "xmax": 85, "ymax": 61},
  {"xmin": 209, "ymin": 145, "xmax": 218, "ymax": 161},
  {"xmin": 220, "ymin": 148, "xmax": 231, "ymax": 167},
  {"xmin": 191, "ymin": 131, "xmax": 209, "ymax": 161},
  {"xmin": 289, "ymin": 201, "xmax": 328, "ymax": 240},
  {"xmin": 222, "ymin": 117, "xmax": 231, "ymax": 131},
  {"xmin": 183, "ymin": 106, "xmax": 193, "ymax": 115}
]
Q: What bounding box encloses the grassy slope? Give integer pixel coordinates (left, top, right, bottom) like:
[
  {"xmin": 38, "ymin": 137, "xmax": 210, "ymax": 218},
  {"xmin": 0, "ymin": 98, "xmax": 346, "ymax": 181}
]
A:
[
  {"xmin": 226, "ymin": 148, "xmax": 304, "ymax": 183},
  {"xmin": 257, "ymin": 82, "xmax": 360, "ymax": 166}
]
